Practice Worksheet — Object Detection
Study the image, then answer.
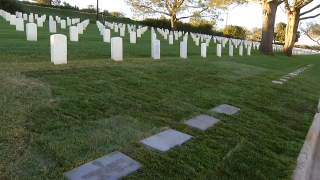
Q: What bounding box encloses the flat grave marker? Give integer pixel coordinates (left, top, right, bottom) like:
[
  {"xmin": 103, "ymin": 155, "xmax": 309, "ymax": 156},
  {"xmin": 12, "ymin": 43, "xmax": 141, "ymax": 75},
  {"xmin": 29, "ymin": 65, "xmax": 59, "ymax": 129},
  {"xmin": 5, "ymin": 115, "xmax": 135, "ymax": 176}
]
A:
[
  {"xmin": 64, "ymin": 151, "xmax": 141, "ymax": 180},
  {"xmin": 211, "ymin": 104, "xmax": 240, "ymax": 115},
  {"xmin": 140, "ymin": 129, "xmax": 192, "ymax": 152},
  {"xmin": 184, "ymin": 114, "xmax": 220, "ymax": 130}
]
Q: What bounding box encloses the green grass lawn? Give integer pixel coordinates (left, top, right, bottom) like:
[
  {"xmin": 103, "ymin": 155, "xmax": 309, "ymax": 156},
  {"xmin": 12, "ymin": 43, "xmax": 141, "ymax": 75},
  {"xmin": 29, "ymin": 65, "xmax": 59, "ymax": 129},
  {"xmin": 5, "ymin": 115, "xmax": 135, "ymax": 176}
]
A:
[{"xmin": 0, "ymin": 14, "xmax": 320, "ymax": 180}]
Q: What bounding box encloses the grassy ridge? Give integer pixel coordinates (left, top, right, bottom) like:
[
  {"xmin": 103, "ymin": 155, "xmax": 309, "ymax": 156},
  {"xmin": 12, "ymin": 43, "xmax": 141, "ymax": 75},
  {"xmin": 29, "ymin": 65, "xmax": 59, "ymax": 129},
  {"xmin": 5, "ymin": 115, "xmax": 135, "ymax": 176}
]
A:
[
  {"xmin": 20, "ymin": 3, "xmax": 136, "ymax": 24},
  {"xmin": 0, "ymin": 12, "xmax": 320, "ymax": 180}
]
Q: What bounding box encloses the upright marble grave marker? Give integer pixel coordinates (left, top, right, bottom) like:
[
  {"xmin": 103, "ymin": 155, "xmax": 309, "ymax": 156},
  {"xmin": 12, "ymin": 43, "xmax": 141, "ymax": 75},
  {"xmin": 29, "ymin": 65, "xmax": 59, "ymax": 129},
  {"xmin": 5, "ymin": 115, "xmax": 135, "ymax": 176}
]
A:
[
  {"xmin": 169, "ymin": 35, "xmax": 173, "ymax": 45},
  {"xmin": 10, "ymin": 15, "xmax": 16, "ymax": 25},
  {"xmin": 69, "ymin": 26, "xmax": 78, "ymax": 42},
  {"xmin": 50, "ymin": 34, "xmax": 67, "ymax": 65},
  {"xmin": 137, "ymin": 29, "xmax": 141, "ymax": 37},
  {"xmin": 239, "ymin": 45, "xmax": 243, "ymax": 56},
  {"xmin": 37, "ymin": 18, "xmax": 43, "ymax": 27},
  {"xmin": 195, "ymin": 38, "xmax": 199, "ymax": 46},
  {"xmin": 130, "ymin": 31, "xmax": 136, "ymax": 44},
  {"xmin": 120, "ymin": 28, "xmax": 125, "ymax": 37},
  {"xmin": 26, "ymin": 23, "xmax": 37, "ymax": 41},
  {"xmin": 201, "ymin": 43, "xmax": 206, "ymax": 58},
  {"xmin": 61, "ymin": 20, "xmax": 66, "ymax": 29},
  {"xmin": 77, "ymin": 23, "xmax": 83, "ymax": 34},
  {"xmin": 152, "ymin": 39, "xmax": 160, "ymax": 60},
  {"xmin": 49, "ymin": 21, "xmax": 57, "ymax": 33},
  {"xmin": 180, "ymin": 41, "xmax": 187, "ymax": 59},
  {"xmin": 111, "ymin": 37, "xmax": 123, "ymax": 61},
  {"xmin": 229, "ymin": 45, "xmax": 233, "ymax": 57},
  {"xmin": 29, "ymin": 14, "xmax": 34, "ymax": 23},
  {"xmin": 217, "ymin": 44, "xmax": 222, "ymax": 57},
  {"xmin": 64, "ymin": 151, "xmax": 141, "ymax": 180},
  {"xmin": 23, "ymin": 13, "xmax": 28, "ymax": 20},
  {"xmin": 103, "ymin": 29, "xmax": 111, "ymax": 43},
  {"xmin": 16, "ymin": 18, "xmax": 24, "ymax": 31},
  {"xmin": 247, "ymin": 46, "xmax": 251, "ymax": 56}
]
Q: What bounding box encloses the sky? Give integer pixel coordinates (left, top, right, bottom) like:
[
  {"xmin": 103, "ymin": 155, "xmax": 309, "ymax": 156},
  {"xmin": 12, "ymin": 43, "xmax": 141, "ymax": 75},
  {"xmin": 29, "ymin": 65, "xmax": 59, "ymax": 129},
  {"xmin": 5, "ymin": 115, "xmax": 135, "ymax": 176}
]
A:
[{"xmin": 30, "ymin": 0, "xmax": 320, "ymax": 45}]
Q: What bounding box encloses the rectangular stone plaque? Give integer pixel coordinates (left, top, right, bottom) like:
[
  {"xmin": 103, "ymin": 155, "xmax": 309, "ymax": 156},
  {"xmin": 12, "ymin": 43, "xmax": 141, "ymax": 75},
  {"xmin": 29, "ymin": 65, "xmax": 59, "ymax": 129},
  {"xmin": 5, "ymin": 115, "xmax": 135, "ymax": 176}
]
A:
[
  {"xmin": 140, "ymin": 129, "xmax": 192, "ymax": 152},
  {"xmin": 184, "ymin": 114, "xmax": 220, "ymax": 130},
  {"xmin": 64, "ymin": 151, "xmax": 141, "ymax": 180},
  {"xmin": 211, "ymin": 104, "xmax": 240, "ymax": 115}
]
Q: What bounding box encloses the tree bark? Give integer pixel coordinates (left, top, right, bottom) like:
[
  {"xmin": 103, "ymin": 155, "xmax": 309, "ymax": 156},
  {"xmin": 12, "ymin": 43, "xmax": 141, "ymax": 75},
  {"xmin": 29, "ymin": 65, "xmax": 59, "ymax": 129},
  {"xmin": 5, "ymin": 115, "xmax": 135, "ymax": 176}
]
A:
[
  {"xmin": 96, "ymin": 0, "xmax": 99, "ymax": 21},
  {"xmin": 283, "ymin": 10, "xmax": 300, "ymax": 56},
  {"xmin": 171, "ymin": 14, "xmax": 177, "ymax": 30},
  {"xmin": 259, "ymin": 0, "xmax": 280, "ymax": 55}
]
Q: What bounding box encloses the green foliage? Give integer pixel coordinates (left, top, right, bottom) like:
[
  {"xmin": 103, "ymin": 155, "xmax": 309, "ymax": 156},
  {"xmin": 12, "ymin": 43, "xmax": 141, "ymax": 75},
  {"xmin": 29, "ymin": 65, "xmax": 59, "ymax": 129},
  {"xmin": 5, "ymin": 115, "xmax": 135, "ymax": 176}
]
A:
[
  {"xmin": 275, "ymin": 22, "xmax": 300, "ymax": 44},
  {"xmin": 275, "ymin": 22, "xmax": 286, "ymax": 43},
  {"xmin": 141, "ymin": 18, "xmax": 222, "ymax": 35},
  {"xmin": 222, "ymin": 25, "xmax": 246, "ymax": 39},
  {"xmin": 125, "ymin": 0, "xmax": 242, "ymax": 29},
  {"xmin": 109, "ymin": 11, "xmax": 126, "ymax": 18},
  {"xmin": 21, "ymin": 1, "xmax": 79, "ymax": 11},
  {"xmin": 32, "ymin": 0, "xmax": 52, "ymax": 5},
  {"xmin": 0, "ymin": 0, "xmax": 23, "ymax": 14}
]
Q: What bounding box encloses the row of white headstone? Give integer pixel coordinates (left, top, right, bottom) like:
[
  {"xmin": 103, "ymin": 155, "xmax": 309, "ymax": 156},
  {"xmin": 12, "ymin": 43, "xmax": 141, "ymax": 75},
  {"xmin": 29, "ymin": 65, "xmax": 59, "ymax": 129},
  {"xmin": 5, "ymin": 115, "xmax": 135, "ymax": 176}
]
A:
[
  {"xmin": 97, "ymin": 21, "xmax": 149, "ymax": 44},
  {"xmin": 0, "ymin": 9, "xmax": 91, "ymax": 42}
]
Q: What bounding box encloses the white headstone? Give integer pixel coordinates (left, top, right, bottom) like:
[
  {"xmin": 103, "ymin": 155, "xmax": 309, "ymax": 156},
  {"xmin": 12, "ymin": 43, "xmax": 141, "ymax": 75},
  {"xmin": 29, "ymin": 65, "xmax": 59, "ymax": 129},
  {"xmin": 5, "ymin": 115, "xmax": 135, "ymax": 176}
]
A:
[
  {"xmin": 23, "ymin": 14, "xmax": 28, "ymax": 20},
  {"xmin": 137, "ymin": 29, "xmax": 141, "ymax": 38},
  {"xmin": 114, "ymin": 25, "xmax": 119, "ymax": 32},
  {"xmin": 5, "ymin": 12, "xmax": 11, "ymax": 21},
  {"xmin": 50, "ymin": 34, "xmax": 67, "ymax": 65},
  {"xmin": 10, "ymin": 15, "xmax": 16, "ymax": 25},
  {"xmin": 229, "ymin": 45, "xmax": 233, "ymax": 57},
  {"xmin": 16, "ymin": 18, "xmax": 24, "ymax": 31},
  {"xmin": 217, "ymin": 44, "xmax": 222, "ymax": 57},
  {"xmin": 247, "ymin": 46, "xmax": 251, "ymax": 55},
  {"xmin": 239, "ymin": 45, "xmax": 243, "ymax": 56},
  {"xmin": 77, "ymin": 23, "xmax": 83, "ymax": 34},
  {"xmin": 34, "ymin": 14, "xmax": 38, "ymax": 20},
  {"xmin": 103, "ymin": 29, "xmax": 111, "ymax": 43},
  {"xmin": 69, "ymin": 26, "xmax": 78, "ymax": 42},
  {"xmin": 195, "ymin": 38, "xmax": 199, "ymax": 46},
  {"xmin": 201, "ymin": 43, "xmax": 206, "ymax": 58},
  {"xmin": 67, "ymin": 18, "xmax": 71, "ymax": 26},
  {"xmin": 29, "ymin": 14, "xmax": 34, "ymax": 23},
  {"xmin": 49, "ymin": 21, "xmax": 57, "ymax": 33},
  {"xmin": 61, "ymin": 20, "xmax": 66, "ymax": 29},
  {"xmin": 26, "ymin": 23, "xmax": 37, "ymax": 41},
  {"xmin": 37, "ymin": 18, "xmax": 43, "ymax": 27},
  {"xmin": 120, "ymin": 28, "xmax": 125, "ymax": 37},
  {"xmin": 152, "ymin": 39, "xmax": 160, "ymax": 60},
  {"xmin": 130, "ymin": 31, "xmax": 136, "ymax": 44},
  {"xmin": 169, "ymin": 35, "xmax": 173, "ymax": 45},
  {"xmin": 180, "ymin": 41, "xmax": 187, "ymax": 59},
  {"xmin": 111, "ymin": 37, "xmax": 123, "ymax": 61}
]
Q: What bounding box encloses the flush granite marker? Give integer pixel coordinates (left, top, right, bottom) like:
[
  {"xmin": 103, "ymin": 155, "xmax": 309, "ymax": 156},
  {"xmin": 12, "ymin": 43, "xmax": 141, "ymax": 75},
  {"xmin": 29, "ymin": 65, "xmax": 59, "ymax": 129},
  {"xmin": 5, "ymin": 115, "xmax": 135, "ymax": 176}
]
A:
[
  {"xmin": 140, "ymin": 129, "xmax": 192, "ymax": 152},
  {"xmin": 184, "ymin": 114, "xmax": 220, "ymax": 130},
  {"xmin": 211, "ymin": 104, "xmax": 240, "ymax": 115},
  {"xmin": 64, "ymin": 151, "xmax": 141, "ymax": 180}
]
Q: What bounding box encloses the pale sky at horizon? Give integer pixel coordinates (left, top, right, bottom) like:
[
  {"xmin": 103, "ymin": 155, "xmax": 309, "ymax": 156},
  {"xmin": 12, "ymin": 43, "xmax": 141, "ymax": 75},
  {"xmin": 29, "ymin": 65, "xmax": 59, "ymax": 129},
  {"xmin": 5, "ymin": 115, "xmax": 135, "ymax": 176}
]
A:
[{"xmin": 28, "ymin": 0, "xmax": 320, "ymax": 45}]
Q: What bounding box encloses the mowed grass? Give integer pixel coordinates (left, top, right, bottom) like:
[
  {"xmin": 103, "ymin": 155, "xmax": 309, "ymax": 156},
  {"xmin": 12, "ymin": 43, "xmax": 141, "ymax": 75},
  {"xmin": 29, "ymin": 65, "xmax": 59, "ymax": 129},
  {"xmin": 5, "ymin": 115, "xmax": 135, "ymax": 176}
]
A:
[{"xmin": 0, "ymin": 14, "xmax": 320, "ymax": 180}]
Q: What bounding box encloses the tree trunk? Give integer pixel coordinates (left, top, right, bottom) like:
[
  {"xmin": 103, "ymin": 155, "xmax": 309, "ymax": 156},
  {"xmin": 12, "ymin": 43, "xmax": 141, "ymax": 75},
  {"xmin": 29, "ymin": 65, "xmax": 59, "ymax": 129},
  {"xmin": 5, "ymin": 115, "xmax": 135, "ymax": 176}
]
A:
[
  {"xmin": 283, "ymin": 10, "xmax": 300, "ymax": 56},
  {"xmin": 96, "ymin": 0, "xmax": 99, "ymax": 21},
  {"xmin": 171, "ymin": 14, "xmax": 177, "ymax": 30},
  {"xmin": 259, "ymin": 0, "xmax": 280, "ymax": 55}
]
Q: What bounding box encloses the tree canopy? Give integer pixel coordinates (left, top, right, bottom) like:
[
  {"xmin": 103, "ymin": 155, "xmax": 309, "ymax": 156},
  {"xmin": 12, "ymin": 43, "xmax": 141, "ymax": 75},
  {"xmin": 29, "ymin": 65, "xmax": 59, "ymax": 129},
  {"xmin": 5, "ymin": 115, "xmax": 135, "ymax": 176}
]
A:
[
  {"xmin": 125, "ymin": 0, "xmax": 245, "ymax": 30},
  {"xmin": 223, "ymin": 25, "xmax": 246, "ymax": 39},
  {"xmin": 274, "ymin": 22, "xmax": 286, "ymax": 43}
]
